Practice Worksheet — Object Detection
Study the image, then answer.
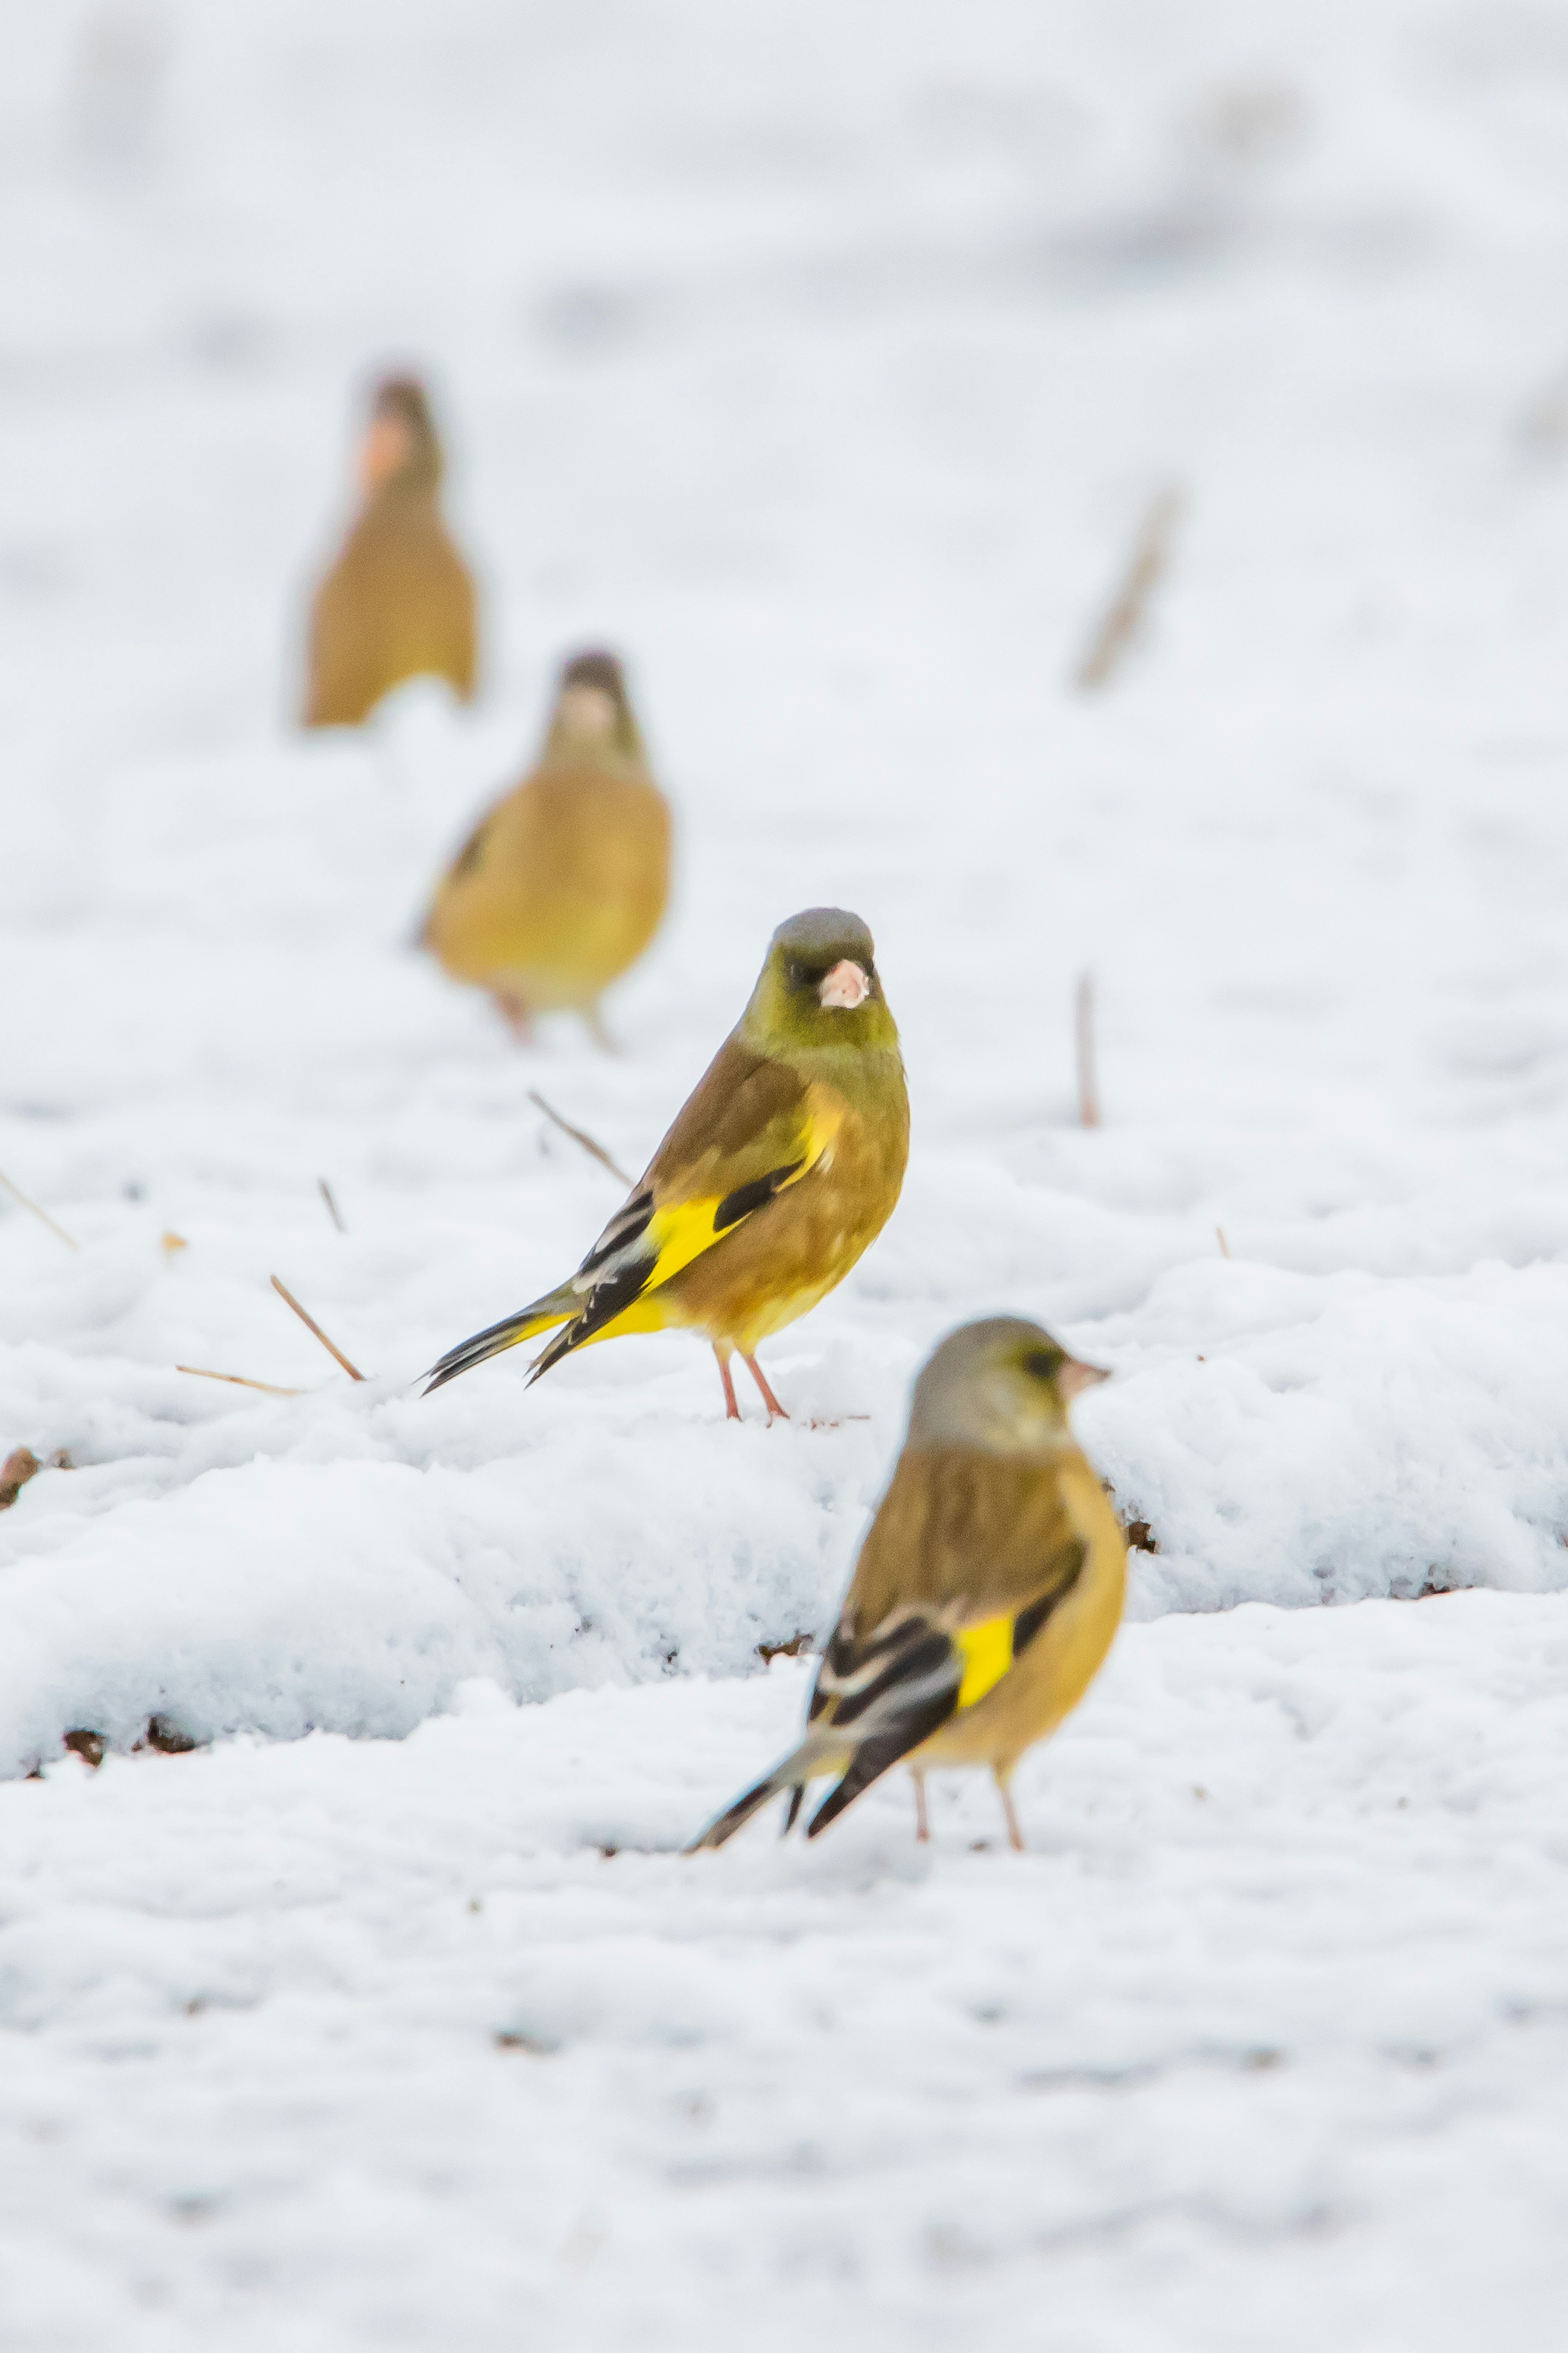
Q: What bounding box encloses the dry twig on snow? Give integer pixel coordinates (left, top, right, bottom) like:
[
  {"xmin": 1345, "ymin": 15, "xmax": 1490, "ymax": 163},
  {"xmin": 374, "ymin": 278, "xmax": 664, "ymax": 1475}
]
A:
[
  {"xmin": 176, "ymin": 1365, "xmax": 306, "ymax": 1397},
  {"xmin": 1074, "ymin": 487, "xmax": 1183, "ymax": 691},
  {"xmin": 1076, "ymin": 972, "xmax": 1101, "ymax": 1129},
  {"xmin": 269, "ymin": 1276, "xmax": 366, "ymax": 1382},
  {"xmin": 318, "ymin": 1178, "xmax": 346, "ymax": 1233},
  {"xmin": 0, "ymin": 1167, "xmax": 78, "ymax": 1251},
  {"xmin": 528, "ymin": 1089, "xmax": 634, "ymax": 1188}
]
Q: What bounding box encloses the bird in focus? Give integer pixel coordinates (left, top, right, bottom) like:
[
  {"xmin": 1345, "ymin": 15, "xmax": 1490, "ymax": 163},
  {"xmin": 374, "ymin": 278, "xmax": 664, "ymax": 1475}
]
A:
[
  {"xmin": 302, "ymin": 374, "xmax": 477, "ymax": 728},
  {"xmin": 423, "ymin": 907, "xmax": 909, "ymax": 1421},
  {"xmin": 687, "ymin": 1317, "xmax": 1125, "ymax": 1853},
  {"xmin": 420, "ymin": 649, "xmax": 672, "ymax": 1045}
]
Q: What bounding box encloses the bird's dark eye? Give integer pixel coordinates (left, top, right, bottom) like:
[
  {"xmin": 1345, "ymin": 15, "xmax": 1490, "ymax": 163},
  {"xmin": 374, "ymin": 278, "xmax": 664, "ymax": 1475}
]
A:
[{"xmin": 1022, "ymin": 1349, "xmax": 1062, "ymax": 1381}]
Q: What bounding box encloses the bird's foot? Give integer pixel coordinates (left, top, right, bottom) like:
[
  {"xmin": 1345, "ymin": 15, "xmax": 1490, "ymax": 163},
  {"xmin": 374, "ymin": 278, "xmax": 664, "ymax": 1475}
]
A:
[{"xmin": 741, "ymin": 1353, "xmax": 789, "ymax": 1423}]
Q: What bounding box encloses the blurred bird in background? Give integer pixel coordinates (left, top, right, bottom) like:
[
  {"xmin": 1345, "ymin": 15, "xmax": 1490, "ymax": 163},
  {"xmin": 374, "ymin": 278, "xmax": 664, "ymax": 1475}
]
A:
[
  {"xmin": 420, "ymin": 650, "xmax": 672, "ymax": 1044},
  {"xmin": 302, "ymin": 374, "xmax": 477, "ymax": 727},
  {"xmin": 424, "ymin": 906, "xmax": 909, "ymax": 1420},
  {"xmin": 688, "ymin": 1318, "xmax": 1125, "ymax": 1851}
]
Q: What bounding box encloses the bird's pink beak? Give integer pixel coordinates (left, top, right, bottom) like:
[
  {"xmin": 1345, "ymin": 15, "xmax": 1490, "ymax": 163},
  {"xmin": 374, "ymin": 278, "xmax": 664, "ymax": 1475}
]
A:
[
  {"xmin": 1058, "ymin": 1358, "xmax": 1110, "ymax": 1403},
  {"xmin": 819, "ymin": 960, "xmax": 870, "ymax": 1010},
  {"xmin": 359, "ymin": 412, "xmax": 414, "ymax": 494}
]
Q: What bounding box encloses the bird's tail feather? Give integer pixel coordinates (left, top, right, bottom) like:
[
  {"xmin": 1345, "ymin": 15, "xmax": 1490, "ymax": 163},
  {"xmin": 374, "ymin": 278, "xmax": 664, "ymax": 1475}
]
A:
[
  {"xmin": 685, "ymin": 1740, "xmax": 835, "ymax": 1853},
  {"xmin": 804, "ymin": 1729, "xmax": 916, "ymax": 1839},
  {"xmin": 422, "ymin": 1284, "xmax": 577, "ymax": 1394},
  {"xmin": 524, "ymin": 1311, "xmax": 598, "ymax": 1386}
]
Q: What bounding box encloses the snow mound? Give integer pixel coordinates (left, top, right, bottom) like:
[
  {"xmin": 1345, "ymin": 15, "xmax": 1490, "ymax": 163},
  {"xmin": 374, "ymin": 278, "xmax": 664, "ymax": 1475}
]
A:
[
  {"xmin": 9, "ymin": 0, "xmax": 1568, "ymax": 1780},
  {"xmin": 7, "ymin": 699, "xmax": 1568, "ymax": 1772}
]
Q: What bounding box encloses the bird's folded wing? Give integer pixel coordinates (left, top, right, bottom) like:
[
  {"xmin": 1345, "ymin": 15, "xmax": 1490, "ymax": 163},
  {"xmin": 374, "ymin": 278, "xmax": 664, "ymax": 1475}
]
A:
[
  {"xmin": 807, "ymin": 1543, "xmax": 1086, "ymax": 1745},
  {"xmin": 567, "ymin": 1039, "xmax": 841, "ymax": 1319},
  {"xmin": 809, "ymin": 1609, "xmax": 964, "ymax": 1743},
  {"xmin": 810, "ymin": 1458, "xmax": 1094, "ymax": 1758}
]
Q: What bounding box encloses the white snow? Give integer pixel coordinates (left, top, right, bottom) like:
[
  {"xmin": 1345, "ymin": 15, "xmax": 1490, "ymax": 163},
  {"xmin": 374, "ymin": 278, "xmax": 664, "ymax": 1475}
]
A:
[
  {"xmin": 9, "ymin": 1604, "xmax": 1568, "ymax": 2351},
  {"xmin": 4, "ymin": 0, "xmax": 1568, "ymax": 2342}
]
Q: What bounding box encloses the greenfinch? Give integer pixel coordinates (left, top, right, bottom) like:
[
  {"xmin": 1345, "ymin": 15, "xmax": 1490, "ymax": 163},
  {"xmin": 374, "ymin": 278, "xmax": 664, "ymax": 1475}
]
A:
[
  {"xmin": 420, "ymin": 650, "xmax": 672, "ymax": 1045},
  {"xmin": 424, "ymin": 907, "xmax": 909, "ymax": 1420},
  {"xmin": 303, "ymin": 374, "xmax": 477, "ymax": 727},
  {"xmin": 688, "ymin": 1318, "xmax": 1124, "ymax": 1851}
]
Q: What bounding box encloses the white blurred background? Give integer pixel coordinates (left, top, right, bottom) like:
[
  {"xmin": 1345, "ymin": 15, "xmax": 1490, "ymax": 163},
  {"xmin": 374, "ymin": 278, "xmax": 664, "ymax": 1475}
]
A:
[{"xmin": 7, "ymin": 9, "xmax": 1568, "ymax": 2348}]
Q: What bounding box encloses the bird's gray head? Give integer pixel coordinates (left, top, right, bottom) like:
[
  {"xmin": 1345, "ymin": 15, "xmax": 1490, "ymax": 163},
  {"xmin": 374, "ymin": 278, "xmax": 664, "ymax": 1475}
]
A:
[
  {"xmin": 906, "ymin": 1316, "xmax": 1109, "ymax": 1455},
  {"xmin": 742, "ymin": 906, "xmax": 899, "ymax": 1057},
  {"xmin": 361, "ymin": 374, "xmax": 442, "ymax": 495},
  {"xmin": 548, "ymin": 647, "xmax": 641, "ymax": 756}
]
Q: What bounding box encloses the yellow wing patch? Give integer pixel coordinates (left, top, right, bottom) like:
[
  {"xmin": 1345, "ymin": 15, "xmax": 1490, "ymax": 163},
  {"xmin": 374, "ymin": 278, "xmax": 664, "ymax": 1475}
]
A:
[
  {"xmin": 955, "ymin": 1613, "xmax": 1015, "ymax": 1710},
  {"xmin": 640, "ymin": 1194, "xmax": 729, "ymax": 1290},
  {"xmin": 637, "ymin": 1085, "xmax": 845, "ymax": 1298}
]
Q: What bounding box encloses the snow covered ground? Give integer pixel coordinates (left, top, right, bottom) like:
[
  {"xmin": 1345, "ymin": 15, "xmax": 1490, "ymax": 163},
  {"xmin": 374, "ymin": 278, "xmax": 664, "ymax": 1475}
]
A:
[
  {"xmin": 9, "ymin": 1599, "xmax": 1568, "ymax": 2352},
  {"xmin": 5, "ymin": 0, "xmax": 1568, "ymax": 2342}
]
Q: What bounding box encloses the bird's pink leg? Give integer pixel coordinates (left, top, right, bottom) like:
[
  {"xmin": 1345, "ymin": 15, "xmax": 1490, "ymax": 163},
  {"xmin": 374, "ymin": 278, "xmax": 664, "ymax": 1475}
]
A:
[
  {"xmin": 491, "ymin": 988, "xmax": 536, "ymax": 1045},
  {"xmin": 741, "ymin": 1353, "xmax": 789, "ymax": 1423},
  {"xmin": 713, "ymin": 1347, "xmax": 742, "ymax": 1421},
  {"xmin": 912, "ymin": 1770, "xmax": 930, "ymax": 1844},
  {"xmin": 996, "ymin": 1773, "xmax": 1025, "ymax": 1853},
  {"xmin": 583, "ymin": 1001, "xmax": 620, "ymax": 1055}
]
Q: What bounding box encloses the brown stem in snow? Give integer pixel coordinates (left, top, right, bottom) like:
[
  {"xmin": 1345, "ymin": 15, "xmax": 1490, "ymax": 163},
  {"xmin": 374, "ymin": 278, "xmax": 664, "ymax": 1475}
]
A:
[
  {"xmin": 1074, "ymin": 486, "xmax": 1183, "ymax": 691},
  {"xmin": 528, "ymin": 1089, "xmax": 634, "ymax": 1189},
  {"xmin": 0, "ymin": 1167, "xmax": 78, "ymax": 1251},
  {"xmin": 269, "ymin": 1276, "xmax": 366, "ymax": 1382},
  {"xmin": 1076, "ymin": 972, "xmax": 1101, "ymax": 1129}
]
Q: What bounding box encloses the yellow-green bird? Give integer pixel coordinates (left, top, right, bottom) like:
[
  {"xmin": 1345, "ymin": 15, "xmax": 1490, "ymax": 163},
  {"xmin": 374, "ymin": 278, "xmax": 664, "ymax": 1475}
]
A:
[
  {"xmin": 420, "ymin": 649, "xmax": 672, "ymax": 1046},
  {"xmin": 688, "ymin": 1318, "xmax": 1125, "ymax": 1851},
  {"xmin": 423, "ymin": 907, "xmax": 909, "ymax": 1421},
  {"xmin": 303, "ymin": 374, "xmax": 477, "ymax": 728}
]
